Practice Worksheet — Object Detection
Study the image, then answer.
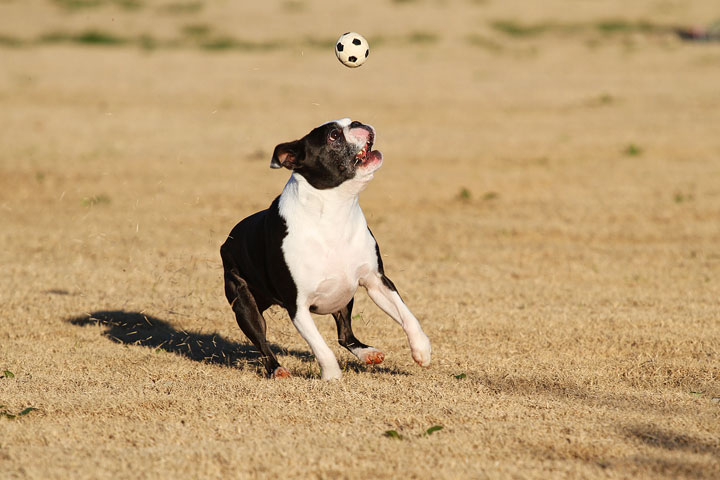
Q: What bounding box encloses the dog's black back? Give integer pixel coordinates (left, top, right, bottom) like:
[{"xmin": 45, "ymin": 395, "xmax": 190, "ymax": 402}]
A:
[{"xmin": 220, "ymin": 197, "xmax": 298, "ymax": 317}]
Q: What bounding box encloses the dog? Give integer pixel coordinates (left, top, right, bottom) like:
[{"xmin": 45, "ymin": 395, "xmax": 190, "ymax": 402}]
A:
[{"xmin": 220, "ymin": 118, "xmax": 431, "ymax": 380}]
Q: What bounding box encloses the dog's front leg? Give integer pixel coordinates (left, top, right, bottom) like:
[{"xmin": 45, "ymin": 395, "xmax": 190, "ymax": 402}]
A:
[
  {"xmin": 364, "ymin": 275, "xmax": 432, "ymax": 367},
  {"xmin": 292, "ymin": 308, "xmax": 343, "ymax": 380}
]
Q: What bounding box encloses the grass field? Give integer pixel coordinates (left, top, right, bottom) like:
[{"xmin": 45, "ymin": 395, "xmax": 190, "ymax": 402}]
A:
[{"xmin": 1, "ymin": 1, "xmax": 719, "ymax": 478}]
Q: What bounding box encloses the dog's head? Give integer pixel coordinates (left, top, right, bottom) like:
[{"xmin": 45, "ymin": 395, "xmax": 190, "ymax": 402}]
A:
[{"xmin": 270, "ymin": 118, "xmax": 383, "ymax": 190}]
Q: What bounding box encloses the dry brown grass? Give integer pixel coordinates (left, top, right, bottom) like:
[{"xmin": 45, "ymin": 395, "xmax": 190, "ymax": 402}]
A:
[{"xmin": 1, "ymin": 1, "xmax": 719, "ymax": 478}]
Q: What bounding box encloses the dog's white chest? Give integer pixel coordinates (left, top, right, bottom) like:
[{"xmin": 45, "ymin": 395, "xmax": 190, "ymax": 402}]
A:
[
  {"xmin": 279, "ymin": 175, "xmax": 378, "ymax": 314},
  {"xmin": 304, "ymin": 247, "xmax": 374, "ymax": 314}
]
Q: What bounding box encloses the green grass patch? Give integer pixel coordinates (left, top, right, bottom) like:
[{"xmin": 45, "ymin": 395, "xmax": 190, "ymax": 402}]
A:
[
  {"xmin": 52, "ymin": 0, "xmax": 143, "ymax": 11},
  {"xmin": 492, "ymin": 18, "xmax": 666, "ymax": 38},
  {"xmin": 466, "ymin": 34, "xmax": 503, "ymax": 51},
  {"xmin": 2, "ymin": 370, "xmax": 14, "ymax": 379},
  {"xmin": 0, "ymin": 34, "xmax": 25, "ymax": 47},
  {"xmin": 114, "ymin": 0, "xmax": 142, "ymax": 9},
  {"xmin": 82, "ymin": 194, "xmax": 111, "ymax": 207},
  {"xmin": 406, "ymin": 31, "xmax": 439, "ymax": 44},
  {"xmin": 75, "ymin": 30, "xmax": 128, "ymax": 45},
  {"xmin": 384, "ymin": 425, "xmax": 444, "ymax": 439},
  {"xmin": 491, "ymin": 20, "xmax": 570, "ymax": 37},
  {"xmin": 6, "ymin": 28, "xmax": 442, "ymax": 53},
  {"xmin": 1, "ymin": 406, "xmax": 37, "ymax": 419},
  {"xmin": 198, "ymin": 37, "xmax": 283, "ymax": 51},
  {"xmin": 158, "ymin": 1, "xmax": 203, "ymax": 14},
  {"xmin": 197, "ymin": 36, "xmax": 240, "ymax": 51},
  {"xmin": 52, "ymin": 0, "xmax": 104, "ymax": 10},
  {"xmin": 673, "ymin": 192, "xmax": 694, "ymax": 204},
  {"xmin": 40, "ymin": 30, "xmax": 129, "ymax": 46},
  {"xmin": 598, "ymin": 93, "xmax": 614, "ymax": 105},
  {"xmin": 623, "ymin": 143, "xmax": 643, "ymax": 156},
  {"xmin": 581, "ymin": 93, "xmax": 616, "ymax": 107},
  {"xmin": 32, "ymin": 29, "xmax": 287, "ymax": 52},
  {"xmin": 181, "ymin": 24, "xmax": 212, "ymax": 38},
  {"xmin": 138, "ymin": 34, "xmax": 159, "ymax": 50},
  {"xmin": 595, "ymin": 19, "xmax": 663, "ymax": 34},
  {"xmin": 425, "ymin": 425, "xmax": 444, "ymax": 436},
  {"xmin": 282, "ymin": 0, "xmax": 305, "ymax": 12}
]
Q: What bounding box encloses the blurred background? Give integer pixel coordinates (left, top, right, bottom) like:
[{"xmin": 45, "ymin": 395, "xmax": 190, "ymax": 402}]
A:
[{"xmin": 1, "ymin": 2, "xmax": 719, "ymax": 477}]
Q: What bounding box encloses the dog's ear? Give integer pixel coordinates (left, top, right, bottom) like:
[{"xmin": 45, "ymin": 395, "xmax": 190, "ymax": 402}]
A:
[{"xmin": 270, "ymin": 139, "xmax": 304, "ymax": 170}]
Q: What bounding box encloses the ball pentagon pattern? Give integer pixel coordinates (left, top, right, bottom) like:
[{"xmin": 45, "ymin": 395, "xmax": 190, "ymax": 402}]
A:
[{"xmin": 335, "ymin": 32, "xmax": 369, "ymax": 68}]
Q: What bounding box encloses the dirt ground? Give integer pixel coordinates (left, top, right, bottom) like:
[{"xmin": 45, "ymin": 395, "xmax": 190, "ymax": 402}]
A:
[{"xmin": 1, "ymin": 1, "xmax": 719, "ymax": 478}]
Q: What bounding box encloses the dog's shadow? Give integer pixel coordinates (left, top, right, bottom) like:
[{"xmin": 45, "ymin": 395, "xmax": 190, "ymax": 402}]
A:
[
  {"xmin": 66, "ymin": 310, "xmax": 310, "ymax": 370},
  {"xmin": 66, "ymin": 310, "xmax": 409, "ymax": 377}
]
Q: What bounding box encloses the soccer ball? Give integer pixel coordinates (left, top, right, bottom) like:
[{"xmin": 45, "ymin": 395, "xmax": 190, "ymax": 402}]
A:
[{"xmin": 335, "ymin": 32, "xmax": 369, "ymax": 68}]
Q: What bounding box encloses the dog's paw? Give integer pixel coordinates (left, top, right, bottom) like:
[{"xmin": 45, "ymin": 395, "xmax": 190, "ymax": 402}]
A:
[
  {"xmin": 320, "ymin": 368, "xmax": 343, "ymax": 381},
  {"xmin": 272, "ymin": 367, "xmax": 291, "ymax": 379},
  {"xmin": 411, "ymin": 336, "xmax": 432, "ymax": 368},
  {"xmin": 365, "ymin": 350, "xmax": 385, "ymax": 365},
  {"xmin": 352, "ymin": 347, "xmax": 385, "ymax": 365}
]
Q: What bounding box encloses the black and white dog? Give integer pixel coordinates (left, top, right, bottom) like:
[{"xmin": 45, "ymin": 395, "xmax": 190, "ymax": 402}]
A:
[{"xmin": 220, "ymin": 118, "xmax": 431, "ymax": 380}]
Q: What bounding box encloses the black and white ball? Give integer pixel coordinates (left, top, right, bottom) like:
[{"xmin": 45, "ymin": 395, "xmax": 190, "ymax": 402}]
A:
[{"xmin": 335, "ymin": 32, "xmax": 369, "ymax": 68}]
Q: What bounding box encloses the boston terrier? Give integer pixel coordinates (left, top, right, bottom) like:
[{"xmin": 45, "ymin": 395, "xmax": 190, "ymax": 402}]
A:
[{"xmin": 220, "ymin": 118, "xmax": 431, "ymax": 380}]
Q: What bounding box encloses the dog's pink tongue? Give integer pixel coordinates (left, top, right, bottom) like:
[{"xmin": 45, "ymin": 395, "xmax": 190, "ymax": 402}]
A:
[{"xmin": 366, "ymin": 150, "xmax": 383, "ymax": 164}]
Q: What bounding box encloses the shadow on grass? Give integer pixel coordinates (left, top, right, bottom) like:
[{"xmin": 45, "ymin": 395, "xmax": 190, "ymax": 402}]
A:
[
  {"xmin": 604, "ymin": 456, "xmax": 717, "ymax": 479},
  {"xmin": 494, "ymin": 373, "xmax": 719, "ymax": 477},
  {"xmin": 477, "ymin": 371, "xmax": 695, "ymax": 416},
  {"xmin": 340, "ymin": 359, "xmax": 411, "ymax": 378},
  {"xmin": 626, "ymin": 424, "xmax": 719, "ymax": 456},
  {"xmin": 66, "ymin": 310, "xmax": 310, "ymax": 371},
  {"xmin": 286, "ymin": 359, "xmax": 411, "ymax": 380},
  {"xmin": 66, "ymin": 310, "xmax": 410, "ymax": 378}
]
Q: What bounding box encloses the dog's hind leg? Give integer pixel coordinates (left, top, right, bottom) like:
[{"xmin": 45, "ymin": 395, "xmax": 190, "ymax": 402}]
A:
[
  {"xmin": 332, "ymin": 299, "xmax": 385, "ymax": 365},
  {"xmin": 223, "ymin": 268, "xmax": 288, "ymax": 378}
]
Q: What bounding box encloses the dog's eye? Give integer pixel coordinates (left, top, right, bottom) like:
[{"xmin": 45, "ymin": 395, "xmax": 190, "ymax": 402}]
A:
[{"xmin": 328, "ymin": 129, "xmax": 342, "ymax": 142}]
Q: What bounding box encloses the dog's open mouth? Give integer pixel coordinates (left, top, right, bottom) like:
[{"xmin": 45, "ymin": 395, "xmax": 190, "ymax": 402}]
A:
[{"xmin": 354, "ymin": 133, "xmax": 382, "ymax": 167}]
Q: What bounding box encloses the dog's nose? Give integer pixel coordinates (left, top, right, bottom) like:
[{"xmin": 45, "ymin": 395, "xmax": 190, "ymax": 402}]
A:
[{"xmin": 349, "ymin": 121, "xmax": 363, "ymax": 129}]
